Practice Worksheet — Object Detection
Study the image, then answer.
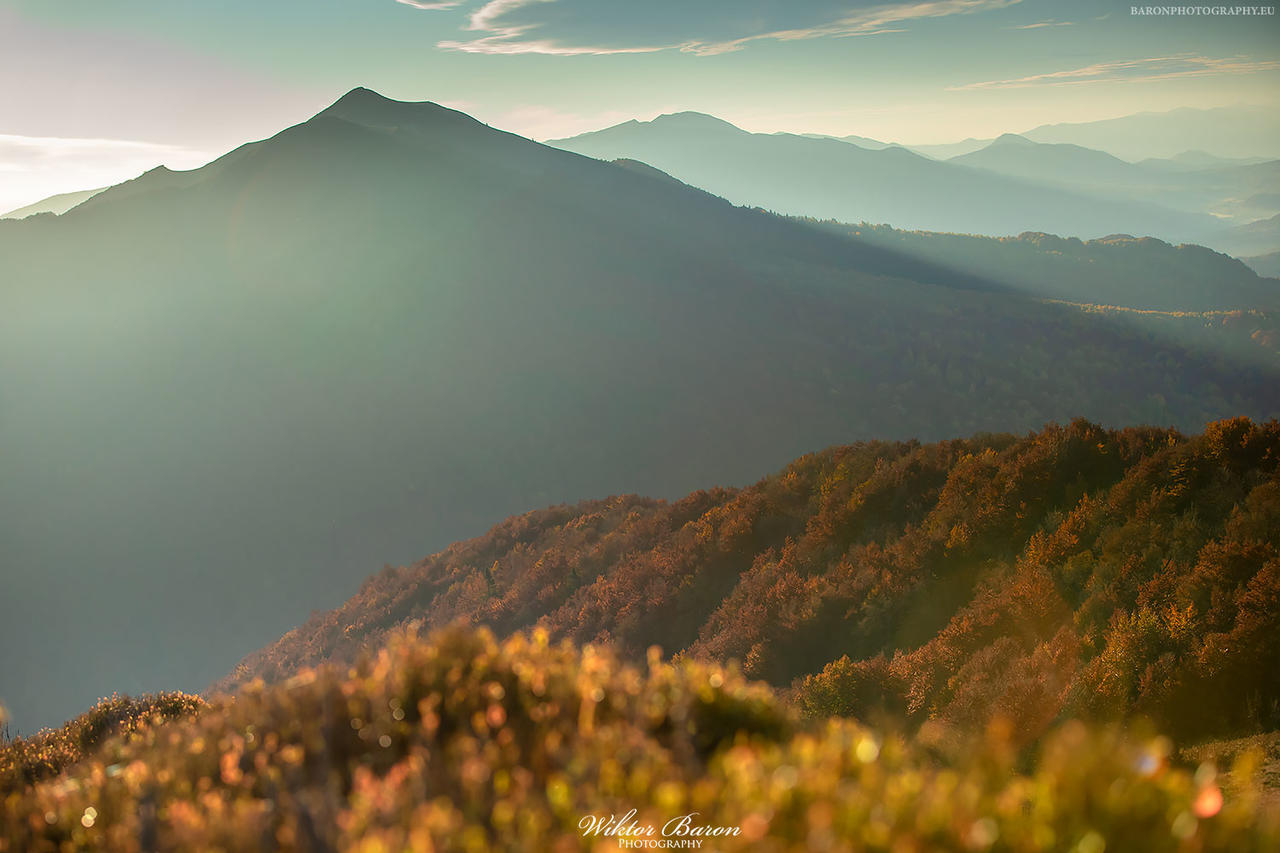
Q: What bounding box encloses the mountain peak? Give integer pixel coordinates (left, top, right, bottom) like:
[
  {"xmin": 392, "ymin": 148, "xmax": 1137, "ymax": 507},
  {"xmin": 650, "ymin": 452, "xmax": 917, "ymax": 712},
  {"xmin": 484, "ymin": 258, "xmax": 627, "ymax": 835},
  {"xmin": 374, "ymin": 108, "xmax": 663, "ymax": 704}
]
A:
[
  {"xmin": 316, "ymin": 87, "xmax": 481, "ymax": 135},
  {"xmin": 334, "ymin": 85, "xmax": 386, "ymax": 104},
  {"xmin": 990, "ymin": 133, "xmax": 1035, "ymax": 147},
  {"xmin": 649, "ymin": 112, "xmax": 743, "ymax": 132},
  {"xmin": 320, "ymin": 87, "xmax": 414, "ymax": 120}
]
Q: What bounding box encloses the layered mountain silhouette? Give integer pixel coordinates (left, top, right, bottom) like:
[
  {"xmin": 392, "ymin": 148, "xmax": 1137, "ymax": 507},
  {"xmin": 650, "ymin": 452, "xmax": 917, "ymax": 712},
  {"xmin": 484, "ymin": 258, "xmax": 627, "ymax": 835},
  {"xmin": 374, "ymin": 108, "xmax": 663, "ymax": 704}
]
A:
[
  {"xmin": 1020, "ymin": 105, "xmax": 1280, "ymax": 162},
  {"xmin": 1139, "ymin": 150, "xmax": 1272, "ymax": 171},
  {"xmin": 905, "ymin": 137, "xmax": 994, "ymax": 160},
  {"xmin": 952, "ymin": 135, "xmax": 1280, "ymax": 228},
  {"xmin": 1212, "ymin": 213, "xmax": 1280, "ymax": 258},
  {"xmin": 796, "ymin": 106, "xmax": 1280, "ymax": 164},
  {"xmin": 0, "ymin": 186, "xmax": 106, "ymax": 220},
  {"xmin": 832, "ymin": 133, "xmax": 893, "ymax": 150},
  {"xmin": 1245, "ymin": 250, "xmax": 1280, "ymax": 279},
  {"xmin": 2, "ymin": 88, "xmax": 1279, "ymax": 732},
  {"xmin": 549, "ymin": 114, "xmax": 1221, "ymax": 244},
  {"xmin": 952, "ymin": 134, "xmax": 1151, "ymax": 189}
]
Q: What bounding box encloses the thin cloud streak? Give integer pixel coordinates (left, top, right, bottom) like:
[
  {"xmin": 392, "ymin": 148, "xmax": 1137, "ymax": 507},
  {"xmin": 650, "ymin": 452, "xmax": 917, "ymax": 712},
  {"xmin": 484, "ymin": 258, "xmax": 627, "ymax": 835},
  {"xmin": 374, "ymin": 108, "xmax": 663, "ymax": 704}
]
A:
[
  {"xmin": 406, "ymin": 0, "xmax": 1021, "ymax": 56},
  {"xmin": 951, "ymin": 54, "xmax": 1280, "ymax": 90},
  {"xmin": 395, "ymin": 0, "xmax": 464, "ymax": 9},
  {"xmin": 1007, "ymin": 20, "xmax": 1073, "ymax": 29},
  {"xmin": 439, "ymin": 0, "xmax": 668, "ymax": 55},
  {"xmin": 683, "ymin": 0, "xmax": 1020, "ymax": 56},
  {"xmin": 437, "ymin": 37, "xmax": 667, "ymax": 56}
]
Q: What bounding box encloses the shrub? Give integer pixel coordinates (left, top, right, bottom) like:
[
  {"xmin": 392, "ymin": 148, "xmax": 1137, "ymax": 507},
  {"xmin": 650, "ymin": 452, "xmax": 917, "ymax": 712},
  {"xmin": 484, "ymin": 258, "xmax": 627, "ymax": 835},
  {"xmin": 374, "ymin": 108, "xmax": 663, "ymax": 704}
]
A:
[{"xmin": 1, "ymin": 627, "xmax": 1275, "ymax": 852}]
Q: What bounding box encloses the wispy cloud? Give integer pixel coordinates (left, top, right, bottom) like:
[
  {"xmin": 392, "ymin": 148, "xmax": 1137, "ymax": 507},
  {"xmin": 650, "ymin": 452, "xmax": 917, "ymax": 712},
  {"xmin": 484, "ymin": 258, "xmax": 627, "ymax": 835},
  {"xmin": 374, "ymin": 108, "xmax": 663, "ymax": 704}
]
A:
[
  {"xmin": 395, "ymin": 0, "xmax": 464, "ymax": 9},
  {"xmin": 439, "ymin": 37, "xmax": 666, "ymax": 56},
  {"xmin": 686, "ymin": 0, "xmax": 1021, "ymax": 56},
  {"xmin": 951, "ymin": 54, "xmax": 1280, "ymax": 90},
  {"xmin": 1007, "ymin": 19, "xmax": 1073, "ymax": 30},
  {"xmin": 435, "ymin": 0, "xmax": 668, "ymax": 55},
  {"xmin": 403, "ymin": 0, "xmax": 1021, "ymax": 56}
]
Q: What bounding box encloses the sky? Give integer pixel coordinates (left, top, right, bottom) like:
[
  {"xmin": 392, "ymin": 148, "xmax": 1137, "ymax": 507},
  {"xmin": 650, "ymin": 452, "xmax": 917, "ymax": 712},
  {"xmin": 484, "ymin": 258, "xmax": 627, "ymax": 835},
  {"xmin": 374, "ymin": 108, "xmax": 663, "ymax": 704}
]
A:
[{"xmin": 0, "ymin": 0, "xmax": 1278, "ymax": 211}]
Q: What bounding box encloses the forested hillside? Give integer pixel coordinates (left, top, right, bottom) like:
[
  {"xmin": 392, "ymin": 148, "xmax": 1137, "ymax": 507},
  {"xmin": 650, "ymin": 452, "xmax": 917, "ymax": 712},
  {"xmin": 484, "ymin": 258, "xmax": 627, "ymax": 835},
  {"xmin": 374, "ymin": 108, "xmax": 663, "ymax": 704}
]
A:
[
  {"xmin": 822, "ymin": 224, "xmax": 1280, "ymax": 366},
  {"xmin": 221, "ymin": 418, "xmax": 1280, "ymax": 747},
  {"xmin": 834, "ymin": 225, "xmax": 1280, "ymax": 313}
]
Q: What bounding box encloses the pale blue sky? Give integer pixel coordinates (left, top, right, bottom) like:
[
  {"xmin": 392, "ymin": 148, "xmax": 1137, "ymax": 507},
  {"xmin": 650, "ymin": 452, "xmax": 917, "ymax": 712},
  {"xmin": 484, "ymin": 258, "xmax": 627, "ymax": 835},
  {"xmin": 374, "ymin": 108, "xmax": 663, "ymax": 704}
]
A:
[{"xmin": 1, "ymin": 0, "xmax": 1277, "ymax": 209}]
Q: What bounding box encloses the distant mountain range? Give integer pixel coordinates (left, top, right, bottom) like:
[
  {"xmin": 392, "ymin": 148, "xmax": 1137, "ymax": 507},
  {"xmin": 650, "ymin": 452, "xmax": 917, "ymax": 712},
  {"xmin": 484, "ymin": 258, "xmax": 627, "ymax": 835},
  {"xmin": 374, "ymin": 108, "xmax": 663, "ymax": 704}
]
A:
[
  {"xmin": 953, "ymin": 133, "xmax": 1184, "ymax": 190},
  {"xmin": 0, "ymin": 186, "xmax": 106, "ymax": 219},
  {"xmin": 892, "ymin": 106, "xmax": 1280, "ymax": 163},
  {"xmin": 901, "ymin": 137, "xmax": 993, "ymax": 159},
  {"xmin": 2, "ymin": 88, "xmax": 1279, "ymax": 732},
  {"xmin": 1138, "ymin": 150, "xmax": 1273, "ymax": 171},
  {"xmin": 832, "ymin": 133, "xmax": 894, "ymax": 151},
  {"xmin": 1212, "ymin": 213, "xmax": 1280, "ymax": 258},
  {"xmin": 950, "ymin": 134, "xmax": 1280, "ymax": 226},
  {"xmin": 549, "ymin": 114, "xmax": 1246, "ymax": 248},
  {"xmin": 1245, "ymin": 250, "xmax": 1280, "ymax": 278},
  {"xmin": 1020, "ymin": 105, "xmax": 1280, "ymax": 162}
]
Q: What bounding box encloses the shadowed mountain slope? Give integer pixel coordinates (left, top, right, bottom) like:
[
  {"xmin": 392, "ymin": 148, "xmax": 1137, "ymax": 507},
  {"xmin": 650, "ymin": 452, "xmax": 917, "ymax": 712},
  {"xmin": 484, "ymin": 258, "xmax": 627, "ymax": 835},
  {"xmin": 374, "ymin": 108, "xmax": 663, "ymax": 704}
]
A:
[
  {"xmin": 828, "ymin": 224, "xmax": 1280, "ymax": 314},
  {"xmin": 2, "ymin": 88, "xmax": 1279, "ymax": 732}
]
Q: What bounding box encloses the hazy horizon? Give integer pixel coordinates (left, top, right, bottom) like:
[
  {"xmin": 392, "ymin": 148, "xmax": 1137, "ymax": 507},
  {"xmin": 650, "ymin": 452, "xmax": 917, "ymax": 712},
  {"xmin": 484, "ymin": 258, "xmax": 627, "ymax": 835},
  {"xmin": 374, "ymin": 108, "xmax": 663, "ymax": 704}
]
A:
[{"xmin": 2, "ymin": 0, "xmax": 1278, "ymax": 211}]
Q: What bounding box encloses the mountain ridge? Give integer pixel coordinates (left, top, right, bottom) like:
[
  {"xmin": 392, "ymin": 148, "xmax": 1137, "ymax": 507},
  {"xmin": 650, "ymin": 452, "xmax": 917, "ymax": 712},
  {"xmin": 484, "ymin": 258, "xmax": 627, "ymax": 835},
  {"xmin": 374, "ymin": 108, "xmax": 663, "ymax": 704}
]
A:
[
  {"xmin": 1021, "ymin": 104, "xmax": 1280, "ymax": 161},
  {"xmin": 550, "ymin": 112, "xmax": 1222, "ymax": 243},
  {"xmin": 0, "ymin": 186, "xmax": 108, "ymax": 220}
]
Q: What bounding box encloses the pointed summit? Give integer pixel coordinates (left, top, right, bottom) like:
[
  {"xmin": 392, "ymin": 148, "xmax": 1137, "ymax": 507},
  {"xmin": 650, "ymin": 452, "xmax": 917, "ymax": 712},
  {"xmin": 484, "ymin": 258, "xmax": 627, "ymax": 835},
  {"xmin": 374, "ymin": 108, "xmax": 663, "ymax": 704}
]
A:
[
  {"xmin": 649, "ymin": 111, "xmax": 743, "ymax": 133},
  {"xmin": 317, "ymin": 86, "xmax": 485, "ymax": 136},
  {"xmin": 319, "ymin": 86, "xmax": 389, "ymax": 115},
  {"xmin": 989, "ymin": 132, "xmax": 1035, "ymax": 147}
]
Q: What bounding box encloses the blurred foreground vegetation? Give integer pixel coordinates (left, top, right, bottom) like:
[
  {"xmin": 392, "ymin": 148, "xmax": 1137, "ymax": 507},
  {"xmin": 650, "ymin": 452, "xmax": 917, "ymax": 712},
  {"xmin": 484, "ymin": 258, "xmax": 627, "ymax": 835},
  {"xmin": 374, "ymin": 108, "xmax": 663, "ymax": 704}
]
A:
[{"xmin": 3, "ymin": 627, "xmax": 1277, "ymax": 851}]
